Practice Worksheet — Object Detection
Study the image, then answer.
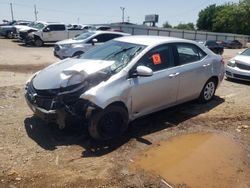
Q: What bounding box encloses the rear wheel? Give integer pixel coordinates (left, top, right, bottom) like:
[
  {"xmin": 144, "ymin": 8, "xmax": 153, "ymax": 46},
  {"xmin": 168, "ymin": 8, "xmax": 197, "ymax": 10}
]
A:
[
  {"xmin": 72, "ymin": 51, "xmax": 84, "ymax": 57},
  {"xmin": 34, "ymin": 38, "xmax": 43, "ymax": 47},
  {"xmin": 88, "ymin": 105, "xmax": 128, "ymax": 140},
  {"xmin": 199, "ymin": 78, "xmax": 217, "ymax": 103}
]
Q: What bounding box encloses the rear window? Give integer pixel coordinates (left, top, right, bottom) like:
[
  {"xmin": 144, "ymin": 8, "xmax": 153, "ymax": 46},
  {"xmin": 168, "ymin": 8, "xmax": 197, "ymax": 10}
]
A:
[{"xmin": 176, "ymin": 43, "xmax": 207, "ymax": 65}]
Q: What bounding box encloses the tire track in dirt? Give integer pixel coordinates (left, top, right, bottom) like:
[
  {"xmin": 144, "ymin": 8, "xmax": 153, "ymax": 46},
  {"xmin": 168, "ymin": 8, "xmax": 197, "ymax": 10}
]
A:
[{"xmin": 0, "ymin": 64, "xmax": 49, "ymax": 73}]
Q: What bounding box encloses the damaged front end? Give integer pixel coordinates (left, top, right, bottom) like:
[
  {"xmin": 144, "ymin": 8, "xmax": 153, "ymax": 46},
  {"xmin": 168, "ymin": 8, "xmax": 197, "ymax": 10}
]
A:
[{"xmin": 25, "ymin": 76, "xmax": 102, "ymax": 129}]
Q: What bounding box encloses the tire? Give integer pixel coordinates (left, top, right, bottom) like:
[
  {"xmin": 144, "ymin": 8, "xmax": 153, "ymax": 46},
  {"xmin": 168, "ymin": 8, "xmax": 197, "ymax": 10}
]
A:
[
  {"xmin": 88, "ymin": 105, "xmax": 129, "ymax": 140},
  {"xmin": 34, "ymin": 38, "xmax": 43, "ymax": 47},
  {"xmin": 72, "ymin": 51, "xmax": 84, "ymax": 57},
  {"xmin": 199, "ymin": 78, "xmax": 217, "ymax": 103}
]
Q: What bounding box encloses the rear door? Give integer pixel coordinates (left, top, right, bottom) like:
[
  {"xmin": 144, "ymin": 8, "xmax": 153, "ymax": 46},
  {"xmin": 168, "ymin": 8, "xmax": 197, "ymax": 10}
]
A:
[{"xmin": 174, "ymin": 43, "xmax": 211, "ymax": 102}]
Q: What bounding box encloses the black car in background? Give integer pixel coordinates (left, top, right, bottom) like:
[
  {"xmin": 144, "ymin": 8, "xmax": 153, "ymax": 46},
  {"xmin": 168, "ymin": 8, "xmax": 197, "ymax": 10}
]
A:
[
  {"xmin": 199, "ymin": 40, "xmax": 224, "ymax": 55},
  {"xmin": 219, "ymin": 40, "xmax": 243, "ymax": 49}
]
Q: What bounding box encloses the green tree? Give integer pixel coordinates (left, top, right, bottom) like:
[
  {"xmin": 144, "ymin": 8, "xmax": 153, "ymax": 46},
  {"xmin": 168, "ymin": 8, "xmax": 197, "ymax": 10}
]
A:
[
  {"xmin": 163, "ymin": 21, "xmax": 172, "ymax": 28},
  {"xmin": 174, "ymin": 23, "xmax": 195, "ymax": 30},
  {"xmin": 197, "ymin": 4, "xmax": 218, "ymax": 31},
  {"xmin": 197, "ymin": 0, "xmax": 250, "ymax": 35}
]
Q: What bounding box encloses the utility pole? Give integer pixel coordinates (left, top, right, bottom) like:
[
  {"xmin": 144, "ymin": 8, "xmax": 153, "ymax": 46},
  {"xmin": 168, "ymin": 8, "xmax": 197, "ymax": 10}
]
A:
[
  {"xmin": 120, "ymin": 7, "xmax": 125, "ymax": 23},
  {"xmin": 127, "ymin": 16, "xmax": 130, "ymax": 23},
  {"xmin": 34, "ymin": 5, "xmax": 38, "ymax": 21},
  {"xmin": 10, "ymin": 3, "xmax": 14, "ymax": 21}
]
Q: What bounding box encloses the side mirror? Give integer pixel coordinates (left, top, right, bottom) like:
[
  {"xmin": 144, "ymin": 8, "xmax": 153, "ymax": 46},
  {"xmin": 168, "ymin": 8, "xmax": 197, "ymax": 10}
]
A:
[
  {"xmin": 237, "ymin": 51, "xmax": 242, "ymax": 55},
  {"xmin": 43, "ymin": 27, "xmax": 50, "ymax": 32},
  {"xmin": 132, "ymin": 66, "xmax": 153, "ymax": 77},
  {"xmin": 91, "ymin": 38, "xmax": 98, "ymax": 45}
]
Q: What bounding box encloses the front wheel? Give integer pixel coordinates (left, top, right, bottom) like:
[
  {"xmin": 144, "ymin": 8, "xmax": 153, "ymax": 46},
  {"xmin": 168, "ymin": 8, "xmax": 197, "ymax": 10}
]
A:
[
  {"xmin": 199, "ymin": 78, "xmax": 217, "ymax": 103},
  {"xmin": 34, "ymin": 38, "xmax": 43, "ymax": 47},
  {"xmin": 88, "ymin": 105, "xmax": 129, "ymax": 140}
]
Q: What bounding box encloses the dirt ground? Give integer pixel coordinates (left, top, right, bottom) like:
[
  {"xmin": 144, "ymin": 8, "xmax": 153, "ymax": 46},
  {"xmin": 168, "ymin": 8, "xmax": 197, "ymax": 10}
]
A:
[{"xmin": 0, "ymin": 38, "xmax": 249, "ymax": 188}]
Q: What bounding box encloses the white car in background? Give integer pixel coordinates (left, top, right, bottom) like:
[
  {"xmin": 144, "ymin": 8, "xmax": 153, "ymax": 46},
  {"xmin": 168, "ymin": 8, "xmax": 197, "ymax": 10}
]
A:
[
  {"xmin": 226, "ymin": 48, "xmax": 250, "ymax": 81},
  {"xmin": 54, "ymin": 31, "xmax": 129, "ymax": 59}
]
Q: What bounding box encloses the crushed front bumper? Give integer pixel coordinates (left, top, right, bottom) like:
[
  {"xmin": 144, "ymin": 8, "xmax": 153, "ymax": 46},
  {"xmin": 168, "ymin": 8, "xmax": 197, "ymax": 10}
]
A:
[{"xmin": 25, "ymin": 81, "xmax": 95, "ymax": 129}]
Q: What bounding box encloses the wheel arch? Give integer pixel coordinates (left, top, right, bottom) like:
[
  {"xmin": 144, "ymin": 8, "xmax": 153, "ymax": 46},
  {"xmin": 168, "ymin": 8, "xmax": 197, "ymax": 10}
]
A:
[
  {"xmin": 33, "ymin": 34, "xmax": 43, "ymax": 41},
  {"xmin": 208, "ymin": 76, "xmax": 219, "ymax": 88},
  {"xmin": 106, "ymin": 101, "xmax": 128, "ymax": 112}
]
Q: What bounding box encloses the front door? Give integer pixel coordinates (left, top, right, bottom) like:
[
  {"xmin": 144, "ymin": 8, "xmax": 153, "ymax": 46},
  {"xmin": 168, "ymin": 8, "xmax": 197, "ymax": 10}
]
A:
[{"xmin": 130, "ymin": 44, "xmax": 180, "ymax": 117}]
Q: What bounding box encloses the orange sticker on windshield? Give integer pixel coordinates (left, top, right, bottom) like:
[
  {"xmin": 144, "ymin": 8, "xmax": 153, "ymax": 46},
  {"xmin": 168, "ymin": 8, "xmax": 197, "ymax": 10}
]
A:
[{"xmin": 152, "ymin": 53, "xmax": 162, "ymax": 65}]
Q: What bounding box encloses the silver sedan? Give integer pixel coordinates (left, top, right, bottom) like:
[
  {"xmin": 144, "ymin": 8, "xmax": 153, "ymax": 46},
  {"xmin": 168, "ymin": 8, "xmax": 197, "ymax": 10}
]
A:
[{"xmin": 25, "ymin": 36, "xmax": 225, "ymax": 140}]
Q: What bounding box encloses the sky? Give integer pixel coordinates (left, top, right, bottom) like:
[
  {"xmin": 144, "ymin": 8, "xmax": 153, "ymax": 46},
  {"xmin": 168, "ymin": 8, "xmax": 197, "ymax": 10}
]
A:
[{"xmin": 0, "ymin": 0, "xmax": 240, "ymax": 26}]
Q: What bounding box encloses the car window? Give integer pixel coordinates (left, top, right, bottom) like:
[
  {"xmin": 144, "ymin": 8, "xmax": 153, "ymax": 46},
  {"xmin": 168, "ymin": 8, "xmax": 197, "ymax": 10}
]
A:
[
  {"xmin": 94, "ymin": 34, "xmax": 123, "ymax": 43},
  {"xmin": 137, "ymin": 44, "xmax": 174, "ymax": 72},
  {"xmin": 176, "ymin": 43, "xmax": 206, "ymax": 65},
  {"xmin": 206, "ymin": 41, "xmax": 217, "ymax": 46},
  {"xmin": 47, "ymin": 25, "xmax": 66, "ymax": 31}
]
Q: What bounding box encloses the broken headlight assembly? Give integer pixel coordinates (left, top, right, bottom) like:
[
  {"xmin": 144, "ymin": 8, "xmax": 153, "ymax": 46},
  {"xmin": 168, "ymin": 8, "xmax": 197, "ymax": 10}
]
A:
[{"xmin": 227, "ymin": 60, "xmax": 236, "ymax": 67}]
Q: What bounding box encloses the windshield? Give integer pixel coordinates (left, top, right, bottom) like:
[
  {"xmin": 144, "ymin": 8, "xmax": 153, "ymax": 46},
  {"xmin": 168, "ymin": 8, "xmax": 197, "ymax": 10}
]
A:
[
  {"xmin": 27, "ymin": 22, "xmax": 35, "ymax": 27},
  {"xmin": 74, "ymin": 32, "xmax": 95, "ymax": 40},
  {"xmin": 79, "ymin": 40, "xmax": 146, "ymax": 73},
  {"xmin": 33, "ymin": 23, "xmax": 45, "ymax": 30},
  {"xmin": 241, "ymin": 48, "xmax": 250, "ymax": 56}
]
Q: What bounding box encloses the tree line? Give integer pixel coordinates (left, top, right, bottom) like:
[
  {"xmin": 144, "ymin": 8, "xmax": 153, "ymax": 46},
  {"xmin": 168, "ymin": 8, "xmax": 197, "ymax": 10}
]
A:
[{"xmin": 163, "ymin": 0, "xmax": 250, "ymax": 35}]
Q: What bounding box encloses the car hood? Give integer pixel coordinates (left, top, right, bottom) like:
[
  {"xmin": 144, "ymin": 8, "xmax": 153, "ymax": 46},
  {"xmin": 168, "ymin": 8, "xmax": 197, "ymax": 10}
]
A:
[
  {"xmin": 32, "ymin": 58, "xmax": 114, "ymax": 90},
  {"xmin": 233, "ymin": 55, "xmax": 250, "ymax": 65},
  {"xmin": 56, "ymin": 39, "xmax": 84, "ymax": 45},
  {"xmin": 0, "ymin": 25, "xmax": 13, "ymax": 29},
  {"xmin": 19, "ymin": 27, "xmax": 38, "ymax": 32}
]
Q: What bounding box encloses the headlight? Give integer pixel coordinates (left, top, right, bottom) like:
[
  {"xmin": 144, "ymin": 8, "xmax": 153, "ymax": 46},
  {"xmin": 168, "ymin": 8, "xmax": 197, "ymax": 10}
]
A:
[
  {"xmin": 25, "ymin": 71, "xmax": 40, "ymax": 85},
  {"xmin": 61, "ymin": 44, "xmax": 72, "ymax": 48},
  {"xmin": 227, "ymin": 60, "xmax": 236, "ymax": 67},
  {"xmin": 66, "ymin": 73, "xmax": 85, "ymax": 86}
]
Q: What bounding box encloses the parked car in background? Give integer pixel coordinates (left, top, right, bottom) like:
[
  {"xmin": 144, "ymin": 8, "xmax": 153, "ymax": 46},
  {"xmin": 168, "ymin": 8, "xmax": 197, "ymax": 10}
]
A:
[
  {"xmin": 25, "ymin": 22, "xmax": 85, "ymax": 47},
  {"xmin": 199, "ymin": 40, "xmax": 224, "ymax": 55},
  {"xmin": 18, "ymin": 22, "xmax": 46, "ymax": 42},
  {"xmin": 220, "ymin": 40, "xmax": 242, "ymax": 49},
  {"xmin": 0, "ymin": 20, "xmax": 16, "ymax": 26},
  {"xmin": 226, "ymin": 48, "xmax": 250, "ymax": 81},
  {"xmin": 25, "ymin": 36, "xmax": 224, "ymax": 140},
  {"xmin": 54, "ymin": 31, "xmax": 129, "ymax": 59},
  {"xmin": 93, "ymin": 25, "xmax": 112, "ymax": 31},
  {"xmin": 67, "ymin": 24, "xmax": 93, "ymax": 30},
  {"xmin": 0, "ymin": 20, "xmax": 30, "ymax": 38},
  {"xmin": 12, "ymin": 21, "xmax": 38, "ymax": 38}
]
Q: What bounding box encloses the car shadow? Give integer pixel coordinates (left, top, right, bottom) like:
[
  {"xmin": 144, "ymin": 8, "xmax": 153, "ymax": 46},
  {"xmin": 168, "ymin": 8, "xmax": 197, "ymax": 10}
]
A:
[
  {"xmin": 24, "ymin": 96, "xmax": 225, "ymax": 156},
  {"xmin": 18, "ymin": 43, "xmax": 55, "ymax": 48},
  {"xmin": 225, "ymin": 77, "xmax": 250, "ymax": 85}
]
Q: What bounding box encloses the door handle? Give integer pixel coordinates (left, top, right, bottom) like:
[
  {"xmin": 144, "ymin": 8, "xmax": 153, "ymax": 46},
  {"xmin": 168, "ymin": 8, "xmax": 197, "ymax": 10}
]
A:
[{"xmin": 168, "ymin": 72, "xmax": 180, "ymax": 78}]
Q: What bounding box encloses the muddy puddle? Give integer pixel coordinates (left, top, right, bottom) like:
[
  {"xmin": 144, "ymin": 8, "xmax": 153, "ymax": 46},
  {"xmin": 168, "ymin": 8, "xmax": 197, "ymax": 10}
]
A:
[{"xmin": 134, "ymin": 132, "xmax": 249, "ymax": 188}]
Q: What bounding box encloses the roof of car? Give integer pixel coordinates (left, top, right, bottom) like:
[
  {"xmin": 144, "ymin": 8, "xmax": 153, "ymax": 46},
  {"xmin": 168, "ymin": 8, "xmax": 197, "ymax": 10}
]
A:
[{"xmin": 115, "ymin": 35, "xmax": 196, "ymax": 46}]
